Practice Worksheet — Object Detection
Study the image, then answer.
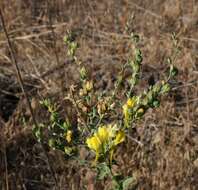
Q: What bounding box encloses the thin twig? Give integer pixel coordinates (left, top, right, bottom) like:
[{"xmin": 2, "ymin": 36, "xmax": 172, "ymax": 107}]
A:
[
  {"xmin": 176, "ymin": 97, "xmax": 198, "ymax": 105},
  {"xmin": 69, "ymin": 87, "xmax": 91, "ymax": 134},
  {"xmin": 126, "ymin": 134, "xmax": 143, "ymax": 147},
  {"xmin": 129, "ymin": 2, "xmax": 162, "ymax": 19},
  {"xmin": 0, "ymin": 10, "xmax": 59, "ymax": 190},
  {"xmin": 171, "ymin": 80, "xmax": 198, "ymax": 90},
  {"xmin": 47, "ymin": 0, "xmax": 60, "ymax": 67},
  {"xmin": 0, "ymin": 22, "xmax": 68, "ymax": 45},
  {"xmin": 184, "ymin": 77, "xmax": 191, "ymax": 137}
]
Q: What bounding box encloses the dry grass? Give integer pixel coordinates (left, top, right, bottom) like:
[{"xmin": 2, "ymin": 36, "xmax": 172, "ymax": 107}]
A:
[{"xmin": 0, "ymin": 0, "xmax": 198, "ymax": 189}]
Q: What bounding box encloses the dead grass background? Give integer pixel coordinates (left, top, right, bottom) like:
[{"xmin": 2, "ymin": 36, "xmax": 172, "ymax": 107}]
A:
[{"xmin": 0, "ymin": 0, "xmax": 197, "ymax": 189}]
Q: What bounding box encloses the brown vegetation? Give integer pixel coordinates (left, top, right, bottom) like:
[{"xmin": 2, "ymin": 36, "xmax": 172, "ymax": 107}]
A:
[{"xmin": 0, "ymin": 0, "xmax": 197, "ymax": 189}]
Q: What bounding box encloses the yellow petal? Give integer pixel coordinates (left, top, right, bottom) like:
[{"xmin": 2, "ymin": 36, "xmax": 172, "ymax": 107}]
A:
[
  {"xmin": 123, "ymin": 104, "xmax": 129, "ymax": 122},
  {"xmin": 86, "ymin": 136, "xmax": 101, "ymax": 152},
  {"xmin": 123, "ymin": 104, "xmax": 128, "ymax": 117},
  {"xmin": 85, "ymin": 80, "xmax": 93, "ymax": 92},
  {"xmin": 114, "ymin": 130, "xmax": 125, "ymax": 145},
  {"xmin": 66, "ymin": 130, "xmax": 72, "ymax": 143},
  {"xmin": 98, "ymin": 126, "xmax": 109, "ymax": 143},
  {"xmin": 107, "ymin": 124, "xmax": 117, "ymax": 138},
  {"xmin": 127, "ymin": 97, "xmax": 136, "ymax": 108},
  {"xmin": 86, "ymin": 137, "xmax": 92, "ymax": 149}
]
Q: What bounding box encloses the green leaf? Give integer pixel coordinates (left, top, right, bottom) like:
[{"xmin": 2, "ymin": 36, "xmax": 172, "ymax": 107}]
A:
[
  {"xmin": 64, "ymin": 146, "xmax": 74, "ymax": 156},
  {"xmin": 152, "ymin": 83, "xmax": 161, "ymax": 94},
  {"xmin": 96, "ymin": 163, "xmax": 111, "ymax": 180},
  {"xmin": 48, "ymin": 138, "xmax": 55, "ymax": 149},
  {"xmin": 169, "ymin": 65, "xmax": 178, "ymax": 77},
  {"xmin": 152, "ymin": 100, "xmax": 160, "ymax": 108},
  {"xmin": 122, "ymin": 177, "xmax": 136, "ymax": 190},
  {"xmin": 134, "ymin": 49, "xmax": 143, "ymax": 64},
  {"xmin": 161, "ymin": 83, "xmax": 170, "ymax": 94},
  {"xmin": 147, "ymin": 91, "xmax": 153, "ymax": 103},
  {"xmin": 32, "ymin": 124, "xmax": 44, "ymax": 142},
  {"xmin": 112, "ymin": 174, "xmax": 123, "ymax": 190},
  {"xmin": 80, "ymin": 66, "xmax": 87, "ymax": 80}
]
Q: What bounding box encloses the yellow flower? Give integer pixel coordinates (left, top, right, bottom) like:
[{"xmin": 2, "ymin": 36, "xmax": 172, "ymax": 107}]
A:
[
  {"xmin": 86, "ymin": 124, "xmax": 124, "ymax": 164},
  {"xmin": 84, "ymin": 80, "xmax": 93, "ymax": 92},
  {"xmin": 107, "ymin": 124, "xmax": 117, "ymax": 138},
  {"xmin": 86, "ymin": 135, "xmax": 103, "ymax": 163},
  {"xmin": 110, "ymin": 130, "xmax": 125, "ymax": 164},
  {"xmin": 123, "ymin": 104, "xmax": 128, "ymax": 118},
  {"xmin": 123, "ymin": 97, "xmax": 137, "ymax": 127},
  {"xmin": 86, "ymin": 135, "xmax": 102, "ymax": 152},
  {"xmin": 127, "ymin": 97, "xmax": 136, "ymax": 108},
  {"xmin": 98, "ymin": 126, "xmax": 109, "ymax": 143},
  {"xmin": 66, "ymin": 130, "xmax": 72, "ymax": 143},
  {"xmin": 114, "ymin": 130, "xmax": 125, "ymax": 145},
  {"xmin": 123, "ymin": 104, "xmax": 130, "ymax": 126}
]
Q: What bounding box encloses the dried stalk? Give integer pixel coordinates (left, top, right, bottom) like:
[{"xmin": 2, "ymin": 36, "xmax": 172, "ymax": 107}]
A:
[{"xmin": 0, "ymin": 9, "xmax": 59, "ymax": 190}]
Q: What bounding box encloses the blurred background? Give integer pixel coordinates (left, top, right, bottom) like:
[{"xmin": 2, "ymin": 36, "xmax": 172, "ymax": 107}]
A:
[{"xmin": 0, "ymin": 0, "xmax": 197, "ymax": 189}]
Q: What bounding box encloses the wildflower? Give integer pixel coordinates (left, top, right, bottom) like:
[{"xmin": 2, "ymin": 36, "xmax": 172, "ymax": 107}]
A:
[
  {"xmin": 127, "ymin": 98, "xmax": 136, "ymax": 108},
  {"xmin": 86, "ymin": 124, "xmax": 125, "ymax": 164},
  {"xmin": 110, "ymin": 130, "xmax": 126, "ymax": 164},
  {"xmin": 86, "ymin": 135, "xmax": 102, "ymax": 162},
  {"xmin": 98, "ymin": 126, "xmax": 109, "ymax": 142},
  {"xmin": 80, "ymin": 80, "xmax": 93, "ymax": 95},
  {"xmin": 123, "ymin": 103, "xmax": 131, "ymax": 127},
  {"xmin": 86, "ymin": 125, "xmax": 112, "ymax": 163},
  {"xmin": 86, "ymin": 135, "xmax": 102, "ymax": 152},
  {"xmin": 114, "ymin": 130, "xmax": 125, "ymax": 145},
  {"xmin": 123, "ymin": 97, "xmax": 137, "ymax": 127},
  {"xmin": 107, "ymin": 124, "xmax": 116, "ymax": 138},
  {"xmin": 123, "ymin": 104, "xmax": 129, "ymax": 121},
  {"xmin": 84, "ymin": 80, "xmax": 93, "ymax": 92},
  {"xmin": 86, "ymin": 125, "xmax": 111, "ymax": 154},
  {"xmin": 66, "ymin": 130, "xmax": 72, "ymax": 143}
]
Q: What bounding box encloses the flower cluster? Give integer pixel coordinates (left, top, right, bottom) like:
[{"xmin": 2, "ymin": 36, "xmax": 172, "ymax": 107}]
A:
[
  {"xmin": 122, "ymin": 97, "xmax": 137, "ymax": 127},
  {"xmin": 86, "ymin": 124, "xmax": 125, "ymax": 163},
  {"xmin": 79, "ymin": 80, "xmax": 93, "ymax": 96},
  {"xmin": 31, "ymin": 30, "xmax": 179, "ymax": 189}
]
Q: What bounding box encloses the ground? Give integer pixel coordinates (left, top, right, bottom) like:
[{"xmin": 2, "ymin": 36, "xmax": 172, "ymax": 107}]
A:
[{"xmin": 0, "ymin": 0, "xmax": 198, "ymax": 189}]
